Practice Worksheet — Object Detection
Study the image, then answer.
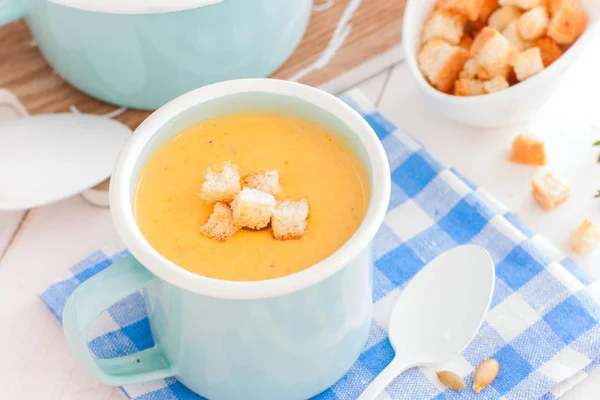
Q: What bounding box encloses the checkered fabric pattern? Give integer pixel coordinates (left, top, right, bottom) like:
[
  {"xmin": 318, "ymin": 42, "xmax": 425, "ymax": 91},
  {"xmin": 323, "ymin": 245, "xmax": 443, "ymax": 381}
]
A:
[{"xmin": 41, "ymin": 90, "xmax": 600, "ymax": 400}]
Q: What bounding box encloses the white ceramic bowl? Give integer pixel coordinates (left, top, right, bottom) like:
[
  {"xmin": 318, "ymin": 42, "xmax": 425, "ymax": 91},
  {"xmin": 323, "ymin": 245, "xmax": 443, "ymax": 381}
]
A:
[{"xmin": 402, "ymin": 0, "xmax": 600, "ymax": 127}]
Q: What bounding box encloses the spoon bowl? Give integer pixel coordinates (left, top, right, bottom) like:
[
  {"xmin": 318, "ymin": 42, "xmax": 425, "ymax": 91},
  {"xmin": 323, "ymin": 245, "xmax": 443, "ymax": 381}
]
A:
[
  {"xmin": 390, "ymin": 244, "xmax": 495, "ymax": 363},
  {"xmin": 0, "ymin": 114, "xmax": 131, "ymax": 210},
  {"xmin": 358, "ymin": 245, "xmax": 495, "ymax": 400}
]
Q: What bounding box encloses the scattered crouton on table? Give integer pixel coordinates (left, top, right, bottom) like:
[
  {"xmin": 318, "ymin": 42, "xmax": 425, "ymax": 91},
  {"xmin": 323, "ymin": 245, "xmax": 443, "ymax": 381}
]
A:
[
  {"xmin": 510, "ymin": 134, "xmax": 547, "ymax": 165},
  {"xmin": 531, "ymin": 173, "xmax": 570, "ymax": 210},
  {"xmin": 272, "ymin": 199, "xmax": 310, "ymax": 240},
  {"xmin": 572, "ymin": 220, "xmax": 600, "ymax": 254}
]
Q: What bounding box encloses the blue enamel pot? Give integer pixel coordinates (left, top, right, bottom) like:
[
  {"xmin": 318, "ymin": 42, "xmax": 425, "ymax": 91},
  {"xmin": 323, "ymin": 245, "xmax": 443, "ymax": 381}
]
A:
[{"xmin": 0, "ymin": 0, "xmax": 312, "ymax": 109}]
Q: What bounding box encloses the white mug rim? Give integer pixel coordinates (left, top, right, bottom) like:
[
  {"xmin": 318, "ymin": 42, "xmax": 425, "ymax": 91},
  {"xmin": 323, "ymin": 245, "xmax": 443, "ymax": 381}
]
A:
[{"xmin": 110, "ymin": 79, "xmax": 391, "ymax": 300}]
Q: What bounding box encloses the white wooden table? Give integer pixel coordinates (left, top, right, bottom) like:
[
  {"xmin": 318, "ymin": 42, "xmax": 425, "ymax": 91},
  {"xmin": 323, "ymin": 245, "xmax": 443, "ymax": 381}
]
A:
[{"xmin": 2, "ymin": 39, "xmax": 600, "ymax": 399}]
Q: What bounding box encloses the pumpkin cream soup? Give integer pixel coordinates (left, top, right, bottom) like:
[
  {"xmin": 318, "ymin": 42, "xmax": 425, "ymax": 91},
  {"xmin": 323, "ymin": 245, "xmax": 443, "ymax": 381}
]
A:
[{"xmin": 134, "ymin": 113, "xmax": 369, "ymax": 281}]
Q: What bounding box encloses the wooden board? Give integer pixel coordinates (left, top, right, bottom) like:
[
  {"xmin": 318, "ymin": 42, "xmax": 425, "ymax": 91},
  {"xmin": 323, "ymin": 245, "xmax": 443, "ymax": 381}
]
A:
[{"xmin": 0, "ymin": 0, "xmax": 404, "ymax": 131}]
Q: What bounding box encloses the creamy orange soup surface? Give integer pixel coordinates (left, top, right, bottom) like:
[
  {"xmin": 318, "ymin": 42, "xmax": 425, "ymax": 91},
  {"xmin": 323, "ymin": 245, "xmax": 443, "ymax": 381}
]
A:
[{"xmin": 134, "ymin": 113, "xmax": 369, "ymax": 281}]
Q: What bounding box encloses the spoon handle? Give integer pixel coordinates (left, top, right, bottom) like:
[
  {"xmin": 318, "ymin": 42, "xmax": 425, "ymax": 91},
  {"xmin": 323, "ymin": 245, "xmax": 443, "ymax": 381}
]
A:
[{"xmin": 357, "ymin": 356, "xmax": 415, "ymax": 400}]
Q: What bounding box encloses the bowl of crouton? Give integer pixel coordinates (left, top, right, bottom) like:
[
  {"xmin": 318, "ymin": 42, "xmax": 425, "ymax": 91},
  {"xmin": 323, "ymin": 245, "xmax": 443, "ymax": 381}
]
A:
[{"xmin": 403, "ymin": 0, "xmax": 599, "ymax": 127}]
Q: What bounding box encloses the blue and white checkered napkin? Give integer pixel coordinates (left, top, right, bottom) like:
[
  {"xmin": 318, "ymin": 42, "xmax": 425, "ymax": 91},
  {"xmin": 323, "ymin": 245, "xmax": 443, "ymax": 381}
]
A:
[{"xmin": 42, "ymin": 90, "xmax": 600, "ymax": 399}]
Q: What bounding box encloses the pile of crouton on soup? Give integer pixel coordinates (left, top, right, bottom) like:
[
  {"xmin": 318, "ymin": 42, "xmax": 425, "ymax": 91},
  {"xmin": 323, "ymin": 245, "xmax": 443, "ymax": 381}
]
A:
[{"xmin": 418, "ymin": 0, "xmax": 588, "ymax": 96}]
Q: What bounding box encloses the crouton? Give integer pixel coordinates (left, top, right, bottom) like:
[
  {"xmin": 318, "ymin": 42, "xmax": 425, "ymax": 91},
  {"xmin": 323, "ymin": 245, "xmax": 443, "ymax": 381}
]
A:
[
  {"xmin": 507, "ymin": 67, "xmax": 519, "ymax": 84},
  {"xmin": 471, "ymin": 27, "xmax": 516, "ymax": 78},
  {"xmin": 470, "ymin": 18, "xmax": 488, "ymax": 30},
  {"xmin": 532, "ymin": 36, "xmax": 563, "ymax": 66},
  {"xmin": 477, "ymin": 66, "xmax": 491, "ymax": 80},
  {"xmin": 199, "ymin": 202, "xmax": 239, "ymax": 242},
  {"xmin": 510, "ymin": 133, "xmax": 547, "ymax": 165},
  {"xmin": 548, "ymin": 0, "xmax": 579, "ymax": 16},
  {"xmin": 498, "ymin": 0, "xmax": 542, "ymax": 10},
  {"xmin": 510, "ymin": 47, "xmax": 545, "ymax": 81},
  {"xmin": 488, "ymin": 6, "xmax": 523, "ymax": 31},
  {"xmin": 547, "ymin": 6, "xmax": 587, "ymax": 44},
  {"xmin": 471, "ymin": 27, "xmax": 503, "ymax": 54},
  {"xmin": 531, "ymin": 173, "xmax": 570, "ymax": 210},
  {"xmin": 454, "ymin": 78, "xmax": 486, "ymax": 96},
  {"xmin": 243, "ymin": 169, "xmax": 281, "ymax": 195},
  {"xmin": 571, "ymin": 219, "xmax": 600, "ymax": 254},
  {"xmin": 271, "ymin": 199, "xmax": 309, "ymax": 240},
  {"xmin": 459, "ymin": 35, "xmax": 475, "ymax": 51},
  {"xmin": 460, "ymin": 58, "xmax": 479, "ymax": 78},
  {"xmin": 437, "ymin": 0, "xmax": 481, "ymax": 21},
  {"xmin": 418, "ymin": 40, "xmax": 471, "ymax": 93},
  {"xmin": 483, "ymin": 76, "xmax": 510, "ymax": 93},
  {"xmin": 469, "ymin": 0, "xmax": 501, "ymax": 29},
  {"xmin": 518, "ymin": 6, "xmax": 549, "ymax": 40},
  {"xmin": 502, "ymin": 21, "xmax": 531, "ymax": 51},
  {"xmin": 476, "ymin": 64, "xmax": 512, "ymax": 80},
  {"xmin": 423, "ymin": 10, "xmax": 466, "ymax": 44},
  {"xmin": 231, "ymin": 187, "xmax": 276, "ymax": 229},
  {"xmin": 199, "ymin": 161, "xmax": 241, "ymax": 204},
  {"xmin": 481, "ymin": 0, "xmax": 501, "ymax": 22},
  {"xmin": 468, "ymin": 23, "xmax": 483, "ymax": 37}
]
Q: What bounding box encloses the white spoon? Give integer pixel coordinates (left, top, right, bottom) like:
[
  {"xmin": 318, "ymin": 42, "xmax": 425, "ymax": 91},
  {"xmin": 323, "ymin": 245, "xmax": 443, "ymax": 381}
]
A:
[
  {"xmin": 358, "ymin": 244, "xmax": 495, "ymax": 400},
  {"xmin": 0, "ymin": 114, "xmax": 131, "ymax": 210}
]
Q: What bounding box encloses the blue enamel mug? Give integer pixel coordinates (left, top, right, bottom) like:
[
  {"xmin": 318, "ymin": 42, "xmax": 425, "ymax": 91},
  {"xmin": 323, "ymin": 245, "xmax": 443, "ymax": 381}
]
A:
[
  {"xmin": 0, "ymin": 0, "xmax": 312, "ymax": 110},
  {"xmin": 62, "ymin": 79, "xmax": 391, "ymax": 399}
]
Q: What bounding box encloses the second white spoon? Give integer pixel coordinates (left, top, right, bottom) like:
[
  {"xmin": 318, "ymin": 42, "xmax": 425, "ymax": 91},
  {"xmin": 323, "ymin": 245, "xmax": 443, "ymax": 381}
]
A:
[{"xmin": 358, "ymin": 245, "xmax": 495, "ymax": 400}]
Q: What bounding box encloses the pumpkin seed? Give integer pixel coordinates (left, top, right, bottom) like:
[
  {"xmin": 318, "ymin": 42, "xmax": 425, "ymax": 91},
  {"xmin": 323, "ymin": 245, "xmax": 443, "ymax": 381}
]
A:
[
  {"xmin": 436, "ymin": 371, "xmax": 466, "ymax": 390},
  {"xmin": 473, "ymin": 359, "xmax": 499, "ymax": 393}
]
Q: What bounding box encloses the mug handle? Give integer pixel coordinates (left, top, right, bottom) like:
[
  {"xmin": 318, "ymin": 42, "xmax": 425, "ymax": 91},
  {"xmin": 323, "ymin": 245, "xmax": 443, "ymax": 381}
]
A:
[
  {"xmin": 62, "ymin": 255, "xmax": 174, "ymax": 385},
  {"xmin": 0, "ymin": 0, "xmax": 27, "ymax": 26}
]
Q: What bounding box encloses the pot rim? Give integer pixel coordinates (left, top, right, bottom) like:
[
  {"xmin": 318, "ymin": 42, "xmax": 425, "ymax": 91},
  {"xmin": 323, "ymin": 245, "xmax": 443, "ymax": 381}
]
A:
[{"xmin": 47, "ymin": 0, "xmax": 225, "ymax": 15}]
